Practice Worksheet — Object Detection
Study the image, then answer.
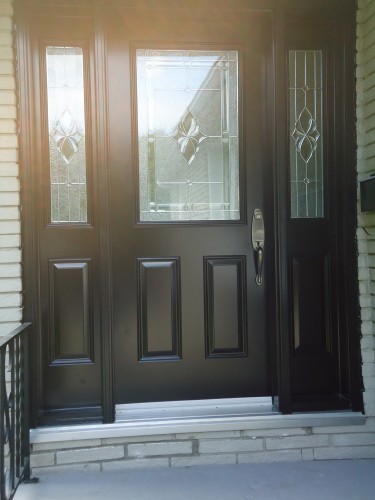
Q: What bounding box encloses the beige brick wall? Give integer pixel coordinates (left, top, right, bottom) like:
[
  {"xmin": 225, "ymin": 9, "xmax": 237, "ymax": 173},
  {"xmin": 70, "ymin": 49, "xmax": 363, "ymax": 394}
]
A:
[
  {"xmin": 29, "ymin": 419, "xmax": 375, "ymax": 473},
  {"xmin": 0, "ymin": 0, "xmax": 21, "ymax": 336},
  {"xmin": 357, "ymin": 0, "xmax": 375, "ymax": 418}
]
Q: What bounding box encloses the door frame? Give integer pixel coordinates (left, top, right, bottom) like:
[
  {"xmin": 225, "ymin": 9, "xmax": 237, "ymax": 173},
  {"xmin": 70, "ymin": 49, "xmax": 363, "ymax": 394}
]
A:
[{"xmin": 15, "ymin": 0, "xmax": 362, "ymax": 426}]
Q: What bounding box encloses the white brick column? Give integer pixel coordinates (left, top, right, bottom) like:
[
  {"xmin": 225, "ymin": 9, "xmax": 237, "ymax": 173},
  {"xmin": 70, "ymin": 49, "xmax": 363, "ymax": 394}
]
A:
[
  {"xmin": 0, "ymin": 0, "xmax": 21, "ymax": 336},
  {"xmin": 357, "ymin": 0, "xmax": 375, "ymax": 417}
]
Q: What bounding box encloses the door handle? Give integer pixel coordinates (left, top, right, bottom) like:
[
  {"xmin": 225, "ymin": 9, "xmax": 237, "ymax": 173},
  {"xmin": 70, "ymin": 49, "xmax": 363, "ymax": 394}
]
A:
[{"xmin": 252, "ymin": 209, "xmax": 264, "ymax": 286}]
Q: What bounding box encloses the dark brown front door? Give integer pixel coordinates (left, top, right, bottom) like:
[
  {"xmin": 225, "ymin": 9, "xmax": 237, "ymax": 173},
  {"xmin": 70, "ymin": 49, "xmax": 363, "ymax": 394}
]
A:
[
  {"xmin": 106, "ymin": 8, "xmax": 274, "ymax": 403},
  {"xmin": 18, "ymin": 0, "xmax": 361, "ymax": 425}
]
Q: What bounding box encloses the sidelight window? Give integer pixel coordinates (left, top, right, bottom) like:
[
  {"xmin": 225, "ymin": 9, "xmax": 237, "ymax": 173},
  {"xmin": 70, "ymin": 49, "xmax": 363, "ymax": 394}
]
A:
[
  {"xmin": 46, "ymin": 46, "xmax": 88, "ymax": 223},
  {"xmin": 289, "ymin": 50, "xmax": 324, "ymax": 219}
]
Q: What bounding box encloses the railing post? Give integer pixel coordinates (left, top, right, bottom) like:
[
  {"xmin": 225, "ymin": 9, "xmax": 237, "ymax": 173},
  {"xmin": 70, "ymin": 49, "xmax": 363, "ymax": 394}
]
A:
[
  {"xmin": 0, "ymin": 348, "xmax": 6, "ymax": 500},
  {"xmin": 9, "ymin": 340, "xmax": 15, "ymax": 496},
  {"xmin": 22, "ymin": 331, "xmax": 30, "ymax": 481},
  {"xmin": 0, "ymin": 323, "xmax": 32, "ymax": 500}
]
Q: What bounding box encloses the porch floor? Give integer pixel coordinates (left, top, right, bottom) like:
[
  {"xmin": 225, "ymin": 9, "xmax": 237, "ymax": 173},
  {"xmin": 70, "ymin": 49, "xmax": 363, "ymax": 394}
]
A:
[{"xmin": 14, "ymin": 459, "xmax": 375, "ymax": 499}]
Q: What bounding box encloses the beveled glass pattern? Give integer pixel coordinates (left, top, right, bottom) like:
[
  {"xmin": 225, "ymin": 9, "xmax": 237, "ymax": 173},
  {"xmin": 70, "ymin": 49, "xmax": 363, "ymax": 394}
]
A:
[
  {"xmin": 136, "ymin": 49, "xmax": 240, "ymax": 221},
  {"xmin": 46, "ymin": 47, "xmax": 87, "ymax": 223},
  {"xmin": 289, "ymin": 50, "xmax": 324, "ymax": 218}
]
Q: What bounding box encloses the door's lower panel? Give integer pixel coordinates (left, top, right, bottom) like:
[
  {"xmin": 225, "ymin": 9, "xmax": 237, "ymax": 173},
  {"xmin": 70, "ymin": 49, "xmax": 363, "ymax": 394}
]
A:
[
  {"xmin": 204, "ymin": 256, "xmax": 247, "ymax": 358},
  {"xmin": 289, "ymin": 253, "xmax": 350, "ymax": 411},
  {"xmin": 137, "ymin": 258, "xmax": 182, "ymax": 361},
  {"xmin": 49, "ymin": 259, "xmax": 94, "ymax": 365},
  {"xmin": 41, "ymin": 256, "xmax": 102, "ymax": 425}
]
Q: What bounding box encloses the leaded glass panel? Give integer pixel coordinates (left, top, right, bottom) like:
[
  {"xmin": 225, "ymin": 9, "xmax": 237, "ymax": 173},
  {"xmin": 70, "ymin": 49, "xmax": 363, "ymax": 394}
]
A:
[
  {"xmin": 46, "ymin": 46, "xmax": 88, "ymax": 223},
  {"xmin": 289, "ymin": 50, "xmax": 324, "ymax": 218},
  {"xmin": 136, "ymin": 49, "xmax": 240, "ymax": 222}
]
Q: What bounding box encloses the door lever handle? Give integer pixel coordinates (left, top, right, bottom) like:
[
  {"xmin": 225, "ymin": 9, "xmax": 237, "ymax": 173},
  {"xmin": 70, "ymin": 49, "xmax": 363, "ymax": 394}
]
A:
[
  {"xmin": 251, "ymin": 209, "xmax": 264, "ymax": 286},
  {"xmin": 254, "ymin": 243, "xmax": 263, "ymax": 286}
]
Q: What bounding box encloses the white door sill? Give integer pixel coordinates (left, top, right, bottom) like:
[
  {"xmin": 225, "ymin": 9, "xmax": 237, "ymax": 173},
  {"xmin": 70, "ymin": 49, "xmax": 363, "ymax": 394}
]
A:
[{"xmin": 30, "ymin": 397, "xmax": 365, "ymax": 444}]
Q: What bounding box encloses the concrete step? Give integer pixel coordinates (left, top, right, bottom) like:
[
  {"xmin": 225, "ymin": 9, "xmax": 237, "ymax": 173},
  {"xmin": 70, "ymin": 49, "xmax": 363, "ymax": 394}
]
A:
[{"xmin": 14, "ymin": 459, "xmax": 375, "ymax": 500}]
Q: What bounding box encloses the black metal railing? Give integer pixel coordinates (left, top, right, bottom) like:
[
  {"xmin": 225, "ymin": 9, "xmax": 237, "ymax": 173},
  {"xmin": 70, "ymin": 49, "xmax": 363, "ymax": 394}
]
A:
[{"xmin": 0, "ymin": 323, "xmax": 31, "ymax": 500}]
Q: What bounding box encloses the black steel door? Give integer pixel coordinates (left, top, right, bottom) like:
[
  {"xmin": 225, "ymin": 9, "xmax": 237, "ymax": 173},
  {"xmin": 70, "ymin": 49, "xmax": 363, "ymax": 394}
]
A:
[{"xmin": 106, "ymin": 7, "xmax": 274, "ymax": 403}]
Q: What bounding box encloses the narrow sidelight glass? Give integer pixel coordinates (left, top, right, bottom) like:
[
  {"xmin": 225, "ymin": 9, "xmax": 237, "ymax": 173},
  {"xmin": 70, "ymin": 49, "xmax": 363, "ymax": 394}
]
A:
[
  {"xmin": 46, "ymin": 46, "xmax": 88, "ymax": 223},
  {"xmin": 136, "ymin": 49, "xmax": 240, "ymax": 222},
  {"xmin": 289, "ymin": 50, "xmax": 324, "ymax": 218}
]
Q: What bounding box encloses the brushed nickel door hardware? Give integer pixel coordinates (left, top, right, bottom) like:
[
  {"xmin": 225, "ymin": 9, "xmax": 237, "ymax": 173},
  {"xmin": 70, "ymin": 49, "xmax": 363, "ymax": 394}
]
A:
[{"xmin": 252, "ymin": 209, "xmax": 264, "ymax": 285}]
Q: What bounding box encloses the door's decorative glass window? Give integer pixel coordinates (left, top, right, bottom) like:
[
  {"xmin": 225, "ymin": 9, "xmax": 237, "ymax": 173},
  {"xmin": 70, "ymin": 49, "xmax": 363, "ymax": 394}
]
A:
[
  {"xmin": 289, "ymin": 50, "xmax": 324, "ymax": 218},
  {"xmin": 136, "ymin": 49, "xmax": 240, "ymax": 222},
  {"xmin": 46, "ymin": 46, "xmax": 88, "ymax": 223}
]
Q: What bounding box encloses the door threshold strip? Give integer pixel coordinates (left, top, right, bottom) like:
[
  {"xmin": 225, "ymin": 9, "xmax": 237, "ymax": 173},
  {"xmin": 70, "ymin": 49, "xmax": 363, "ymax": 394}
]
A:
[{"xmin": 115, "ymin": 397, "xmax": 275, "ymax": 422}]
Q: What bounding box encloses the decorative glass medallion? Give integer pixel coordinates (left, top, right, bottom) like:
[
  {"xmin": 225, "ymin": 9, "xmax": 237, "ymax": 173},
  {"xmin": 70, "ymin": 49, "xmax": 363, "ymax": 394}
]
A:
[
  {"xmin": 292, "ymin": 107, "xmax": 320, "ymax": 164},
  {"xmin": 171, "ymin": 109, "xmax": 207, "ymax": 164},
  {"xmin": 289, "ymin": 50, "xmax": 324, "ymax": 219},
  {"xmin": 52, "ymin": 110, "xmax": 83, "ymax": 165},
  {"xmin": 136, "ymin": 49, "xmax": 240, "ymax": 222},
  {"xmin": 46, "ymin": 46, "xmax": 88, "ymax": 223}
]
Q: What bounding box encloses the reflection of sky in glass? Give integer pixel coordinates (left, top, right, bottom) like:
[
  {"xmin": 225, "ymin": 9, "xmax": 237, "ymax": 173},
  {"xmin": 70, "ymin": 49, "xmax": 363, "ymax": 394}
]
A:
[
  {"xmin": 137, "ymin": 53, "xmax": 222, "ymax": 136},
  {"xmin": 46, "ymin": 47, "xmax": 85, "ymax": 133}
]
